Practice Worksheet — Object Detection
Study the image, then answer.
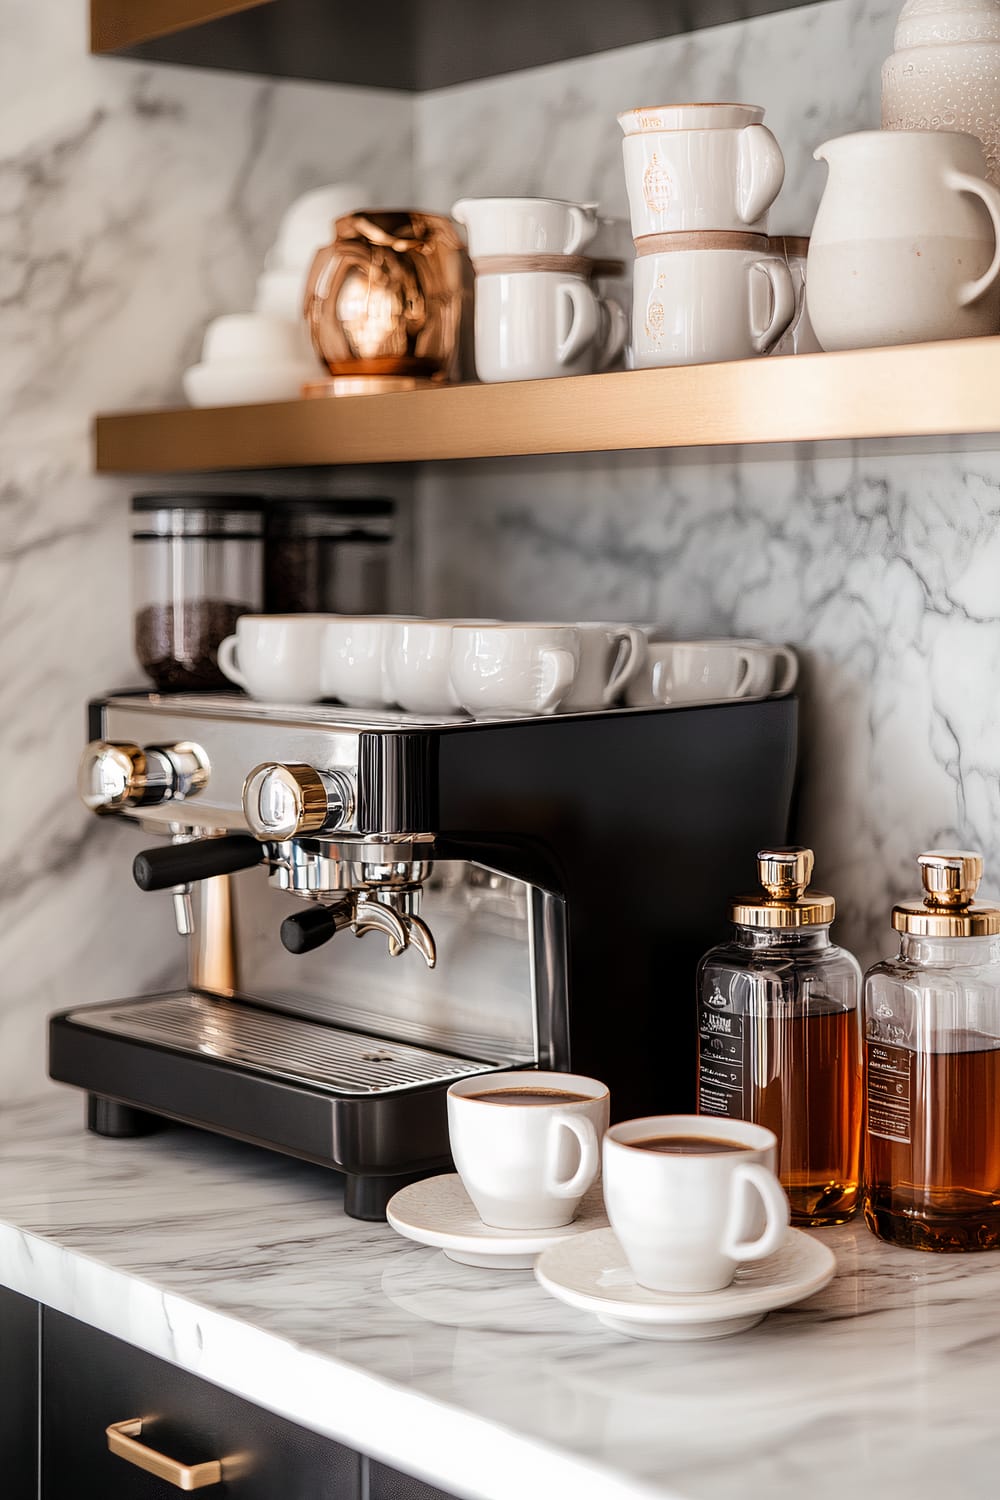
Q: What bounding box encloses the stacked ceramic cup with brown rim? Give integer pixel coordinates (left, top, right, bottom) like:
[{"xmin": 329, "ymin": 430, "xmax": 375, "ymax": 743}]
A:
[{"xmin": 620, "ymin": 103, "xmax": 795, "ymax": 367}]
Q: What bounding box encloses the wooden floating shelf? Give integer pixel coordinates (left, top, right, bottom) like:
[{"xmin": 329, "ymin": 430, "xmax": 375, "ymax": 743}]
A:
[{"xmin": 95, "ymin": 338, "xmax": 1000, "ymax": 474}]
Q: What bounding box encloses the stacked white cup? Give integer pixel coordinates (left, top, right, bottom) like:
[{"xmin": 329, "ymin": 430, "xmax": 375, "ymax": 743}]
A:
[
  {"xmin": 619, "ymin": 103, "xmax": 795, "ymax": 367},
  {"xmin": 451, "ymin": 197, "xmax": 629, "ymax": 383}
]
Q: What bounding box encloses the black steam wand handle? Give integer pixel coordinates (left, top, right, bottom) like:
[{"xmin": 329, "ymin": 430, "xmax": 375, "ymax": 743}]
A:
[{"xmin": 133, "ymin": 835, "xmax": 265, "ymax": 892}]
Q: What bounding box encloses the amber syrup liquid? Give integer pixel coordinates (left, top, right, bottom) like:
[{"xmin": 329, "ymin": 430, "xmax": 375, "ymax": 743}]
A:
[
  {"xmin": 750, "ymin": 1007, "xmax": 862, "ymax": 1226},
  {"xmin": 864, "ymin": 1036, "xmax": 1000, "ymax": 1252}
]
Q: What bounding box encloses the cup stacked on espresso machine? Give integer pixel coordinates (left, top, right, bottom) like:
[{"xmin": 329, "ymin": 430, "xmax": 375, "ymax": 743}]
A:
[
  {"xmin": 620, "ymin": 102, "xmax": 795, "ymax": 366},
  {"xmin": 451, "ymin": 197, "xmax": 629, "ymax": 382}
]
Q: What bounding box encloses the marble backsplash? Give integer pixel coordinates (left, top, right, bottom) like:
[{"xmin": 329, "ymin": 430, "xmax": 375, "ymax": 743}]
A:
[
  {"xmin": 0, "ymin": 0, "xmax": 412, "ymax": 1095},
  {"xmin": 414, "ymin": 0, "xmax": 1000, "ymax": 966}
]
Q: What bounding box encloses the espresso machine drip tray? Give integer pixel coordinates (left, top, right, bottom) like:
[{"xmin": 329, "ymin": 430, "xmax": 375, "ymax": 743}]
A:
[{"xmin": 68, "ymin": 992, "xmax": 496, "ymax": 1096}]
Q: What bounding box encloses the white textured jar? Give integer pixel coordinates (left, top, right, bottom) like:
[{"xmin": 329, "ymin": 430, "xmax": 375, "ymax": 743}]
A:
[{"xmin": 882, "ymin": 0, "xmax": 1000, "ymax": 186}]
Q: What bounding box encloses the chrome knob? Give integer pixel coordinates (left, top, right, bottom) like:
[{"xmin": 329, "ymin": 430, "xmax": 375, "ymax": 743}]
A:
[
  {"xmin": 242, "ymin": 763, "xmax": 355, "ymax": 841},
  {"xmin": 78, "ymin": 741, "xmax": 209, "ymax": 813}
]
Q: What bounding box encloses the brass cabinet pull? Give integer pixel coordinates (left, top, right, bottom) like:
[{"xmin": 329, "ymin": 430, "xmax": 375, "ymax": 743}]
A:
[{"xmin": 107, "ymin": 1418, "xmax": 222, "ymax": 1491}]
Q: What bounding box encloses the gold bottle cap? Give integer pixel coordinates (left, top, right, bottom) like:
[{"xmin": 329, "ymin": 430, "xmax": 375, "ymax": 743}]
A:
[
  {"xmin": 892, "ymin": 850, "xmax": 1000, "ymax": 936},
  {"xmin": 728, "ymin": 846, "xmax": 836, "ymax": 928}
]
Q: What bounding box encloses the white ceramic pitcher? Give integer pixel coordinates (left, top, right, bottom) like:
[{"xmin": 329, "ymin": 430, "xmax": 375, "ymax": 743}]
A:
[{"xmin": 807, "ymin": 129, "xmax": 1000, "ymax": 349}]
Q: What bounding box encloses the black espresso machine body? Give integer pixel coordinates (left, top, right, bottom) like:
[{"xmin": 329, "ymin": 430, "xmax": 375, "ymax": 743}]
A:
[{"xmin": 50, "ymin": 691, "xmax": 797, "ymax": 1217}]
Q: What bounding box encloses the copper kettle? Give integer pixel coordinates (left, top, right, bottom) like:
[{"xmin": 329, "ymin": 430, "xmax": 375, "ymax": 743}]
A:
[{"xmin": 304, "ymin": 210, "xmax": 468, "ymax": 384}]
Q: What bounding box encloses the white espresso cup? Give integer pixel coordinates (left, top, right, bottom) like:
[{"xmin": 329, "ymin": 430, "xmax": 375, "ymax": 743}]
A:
[
  {"xmin": 620, "ymin": 122, "xmax": 785, "ymax": 238},
  {"xmin": 682, "ymin": 638, "xmax": 798, "ymax": 697},
  {"xmin": 618, "ymin": 103, "xmax": 765, "ymax": 135},
  {"xmin": 559, "ymin": 623, "xmax": 647, "ymax": 710},
  {"xmin": 217, "ymin": 614, "xmax": 333, "ymax": 703},
  {"xmin": 632, "ymin": 236, "xmax": 795, "ymax": 367},
  {"xmin": 385, "ymin": 619, "xmax": 495, "ymax": 716},
  {"xmin": 473, "ymin": 271, "xmax": 611, "ymax": 382},
  {"xmin": 448, "ymin": 1070, "xmax": 610, "ymax": 1230},
  {"xmin": 450, "ymin": 623, "xmax": 581, "ymax": 717},
  {"xmin": 452, "ymin": 197, "xmax": 599, "ymax": 258},
  {"xmin": 321, "ymin": 615, "xmax": 410, "ymax": 710},
  {"xmin": 603, "ymin": 1115, "xmax": 789, "ymax": 1294},
  {"xmin": 625, "ymin": 641, "xmax": 757, "ymax": 707}
]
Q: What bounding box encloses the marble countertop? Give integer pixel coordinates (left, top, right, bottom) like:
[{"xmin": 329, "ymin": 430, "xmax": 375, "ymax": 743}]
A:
[{"xmin": 2, "ymin": 1091, "xmax": 999, "ymax": 1500}]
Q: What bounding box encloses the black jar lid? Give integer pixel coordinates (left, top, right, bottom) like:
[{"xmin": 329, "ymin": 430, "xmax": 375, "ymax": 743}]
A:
[
  {"xmin": 264, "ymin": 497, "xmax": 395, "ymax": 517},
  {"xmin": 132, "ymin": 493, "xmax": 267, "ymax": 540},
  {"xmin": 131, "ymin": 493, "xmax": 270, "ymax": 512}
]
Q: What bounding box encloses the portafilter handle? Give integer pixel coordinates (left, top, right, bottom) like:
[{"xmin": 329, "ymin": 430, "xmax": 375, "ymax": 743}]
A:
[{"xmin": 133, "ymin": 835, "xmax": 265, "ymax": 893}]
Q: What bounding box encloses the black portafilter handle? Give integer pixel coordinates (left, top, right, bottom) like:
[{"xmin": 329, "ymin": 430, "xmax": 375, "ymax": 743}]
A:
[
  {"xmin": 280, "ymin": 906, "xmax": 341, "ymax": 955},
  {"xmin": 132, "ymin": 835, "xmax": 265, "ymax": 893}
]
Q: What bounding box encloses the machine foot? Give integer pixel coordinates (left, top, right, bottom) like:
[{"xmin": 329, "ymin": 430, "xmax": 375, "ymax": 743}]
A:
[
  {"xmin": 87, "ymin": 1095, "xmax": 163, "ymax": 1139},
  {"xmin": 344, "ymin": 1171, "xmax": 434, "ymax": 1221}
]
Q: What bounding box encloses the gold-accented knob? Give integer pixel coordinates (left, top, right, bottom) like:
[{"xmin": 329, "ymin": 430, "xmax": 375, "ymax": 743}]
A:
[
  {"xmin": 757, "ymin": 847, "xmax": 814, "ymax": 901},
  {"xmin": 79, "ymin": 742, "xmax": 161, "ymax": 812},
  {"xmin": 242, "ymin": 763, "xmax": 354, "ymax": 841},
  {"xmin": 919, "ymin": 850, "xmax": 984, "ymax": 908}
]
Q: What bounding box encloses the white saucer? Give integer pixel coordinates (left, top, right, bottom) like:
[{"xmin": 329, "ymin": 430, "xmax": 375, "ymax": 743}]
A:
[
  {"xmin": 387, "ymin": 1175, "xmax": 608, "ymax": 1268},
  {"xmin": 534, "ymin": 1227, "xmax": 836, "ymax": 1340}
]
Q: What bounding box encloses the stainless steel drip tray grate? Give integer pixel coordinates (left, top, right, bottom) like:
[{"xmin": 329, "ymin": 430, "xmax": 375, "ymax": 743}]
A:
[{"xmin": 68, "ymin": 992, "xmax": 500, "ymax": 1096}]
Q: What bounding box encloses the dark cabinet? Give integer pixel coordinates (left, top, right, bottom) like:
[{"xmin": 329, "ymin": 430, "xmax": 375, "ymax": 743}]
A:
[{"xmin": 0, "ymin": 1286, "xmax": 39, "ymax": 1499}]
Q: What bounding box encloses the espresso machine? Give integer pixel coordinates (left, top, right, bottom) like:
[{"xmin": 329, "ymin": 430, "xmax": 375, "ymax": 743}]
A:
[{"xmin": 50, "ymin": 690, "xmax": 797, "ymax": 1217}]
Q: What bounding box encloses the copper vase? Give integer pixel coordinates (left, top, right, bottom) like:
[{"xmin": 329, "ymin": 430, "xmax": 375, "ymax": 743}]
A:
[{"xmin": 304, "ymin": 210, "xmax": 468, "ymax": 386}]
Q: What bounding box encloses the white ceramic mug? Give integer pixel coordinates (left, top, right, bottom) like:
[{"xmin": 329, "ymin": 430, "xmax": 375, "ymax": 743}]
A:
[
  {"xmin": 448, "ymin": 1070, "xmax": 610, "ymax": 1230},
  {"xmin": 473, "ymin": 271, "xmax": 616, "ymax": 382},
  {"xmin": 201, "ymin": 313, "xmax": 306, "ymax": 364},
  {"xmin": 321, "ymin": 616, "xmax": 406, "ymax": 709},
  {"xmin": 217, "ymin": 615, "xmax": 333, "ymax": 703},
  {"xmin": 621, "ymin": 125, "xmax": 785, "ymax": 237},
  {"xmin": 603, "ymin": 1115, "xmax": 789, "ymax": 1294},
  {"xmin": 632, "ymin": 237, "xmax": 795, "ymax": 367},
  {"xmin": 624, "ymin": 641, "xmax": 757, "ymax": 706},
  {"xmin": 559, "ymin": 623, "xmax": 647, "ymax": 710},
  {"xmin": 452, "ymin": 197, "xmax": 598, "ymax": 257},
  {"xmin": 450, "ymin": 623, "xmax": 580, "ymax": 717},
  {"xmin": 384, "ymin": 619, "xmax": 495, "ymax": 715},
  {"xmin": 808, "ymin": 129, "xmax": 1000, "ymax": 350},
  {"xmin": 685, "ymin": 638, "xmax": 798, "ymax": 696}
]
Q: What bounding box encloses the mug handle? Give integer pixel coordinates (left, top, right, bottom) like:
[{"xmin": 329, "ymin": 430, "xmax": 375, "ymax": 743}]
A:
[
  {"xmin": 545, "ymin": 1115, "xmax": 599, "ymax": 1199},
  {"xmin": 557, "ymin": 280, "xmax": 601, "ymax": 366},
  {"xmin": 749, "ymin": 257, "xmax": 796, "ymax": 355},
  {"xmin": 595, "ymin": 298, "xmax": 629, "ymax": 372},
  {"xmin": 770, "ymin": 645, "xmax": 799, "ymax": 695},
  {"xmin": 538, "ymin": 647, "xmax": 578, "ymax": 713},
  {"xmin": 565, "ymin": 204, "xmax": 594, "ymax": 255},
  {"xmin": 946, "ymin": 169, "xmax": 1000, "ymax": 306},
  {"xmin": 602, "ymin": 626, "xmax": 647, "ymax": 706},
  {"xmin": 737, "ymin": 124, "xmax": 786, "ymax": 227},
  {"xmin": 217, "ymin": 635, "xmax": 247, "ymax": 690},
  {"xmin": 721, "ymin": 1162, "xmax": 790, "ymax": 1261},
  {"xmin": 733, "ymin": 649, "xmax": 755, "ymax": 697}
]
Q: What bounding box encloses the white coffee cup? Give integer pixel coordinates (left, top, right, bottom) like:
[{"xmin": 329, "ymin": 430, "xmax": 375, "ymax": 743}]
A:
[
  {"xmin": 559, "ymin": 623, "xmax": 647, "ymax": 710},
  {"xmin": 201, "ymin": 313, "xmax": 305, "ymax": 365},
  {"xmin": 271, "ymin": 182, "xmax": 371, "ymax": 271},
  {"xmin": 625, "ymin": 641, "xmax": 757, "ymax": 706},
  {"xmin": 618, "ymin": 103, "xmax": 765, "ymax": 135},
  {"xmin": 384, "ymin": 619, "xmax": 495, "ymax": 716},
  {"xmin": 684, "ymin": 638, "xmax": 798, "ymax": 697},
  {"xmin": 217, "ymin": 615, "xmax": 333, "ymax": 703},
  {"xmin": 603, "ymin": 1115, "xmax": 789, "ymax": 1294},
  {"xmin": 452, "ymin": 197, "xmax": 599, "ymax": 258},
  {"xmin": 450, "ymin": 623, "xmax": 581, "ymax": 717},
  {"xmin": 447, "ymin": 1070, "xmax": 610, "ymax": 1230},
  {"xmin": 321, "ymin": 616, "xmax": 407, "ymax": 710},
  {"xmin": 622, "ymin": 126, "xmax": 785, "ymax": 237},
  {"xmin": 473, "ymin": 271, "xmax": 613, "ymax": 382},
  {"xmin": 632, "ymin": 238, "xmax": 795, "ymax": 367}
]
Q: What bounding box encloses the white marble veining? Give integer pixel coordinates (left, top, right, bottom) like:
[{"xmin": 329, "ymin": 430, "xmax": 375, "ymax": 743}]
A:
[
  {"xmin": 4, "ymin": 1089, "xmax": 1000, "ymax": 1500},
  {"xmin": 0, "ymin": 0, "xmax": 413, "ymax": 1096}
]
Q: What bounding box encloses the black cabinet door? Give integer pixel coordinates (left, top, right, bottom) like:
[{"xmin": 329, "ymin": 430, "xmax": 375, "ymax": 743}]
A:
[
  {"xmin": 366, "ymin": 1458, "xmax": 456, "ymax": 1500},
  {"xmin": 42, "ymin": 1308, "xmax": 361, "ymax": 1500},
  {"xmin": 0, "ymin": 1286, "xmax": 39, "ymax": 1500}
]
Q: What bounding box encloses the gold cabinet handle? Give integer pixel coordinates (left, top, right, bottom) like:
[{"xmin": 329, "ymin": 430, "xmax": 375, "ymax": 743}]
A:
[{"xmin": 107, "ymin": 1418, "xmax": 222, "ymax": 1491}]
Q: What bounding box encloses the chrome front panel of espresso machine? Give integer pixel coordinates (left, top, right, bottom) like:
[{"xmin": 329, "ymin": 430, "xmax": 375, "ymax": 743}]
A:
[{"xmin": 50, "ymin": 690, "xmax": 797, "ymax": 1218}]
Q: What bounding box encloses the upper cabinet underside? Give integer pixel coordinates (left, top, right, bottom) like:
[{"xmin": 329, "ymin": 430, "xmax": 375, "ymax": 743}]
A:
[{"xmin": 90, "ymin": 0, "xmax": 817, "ymax": 91}]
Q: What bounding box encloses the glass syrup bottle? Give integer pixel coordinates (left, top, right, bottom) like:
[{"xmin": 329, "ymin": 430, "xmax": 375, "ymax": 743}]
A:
[
  {"xmin": 864, "ymin": 850, "xmax": 1000, "ymax": 1252},
  {"xmin": 696, "ymin": 847, "xmax": 862, "ymax": 1226}
]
